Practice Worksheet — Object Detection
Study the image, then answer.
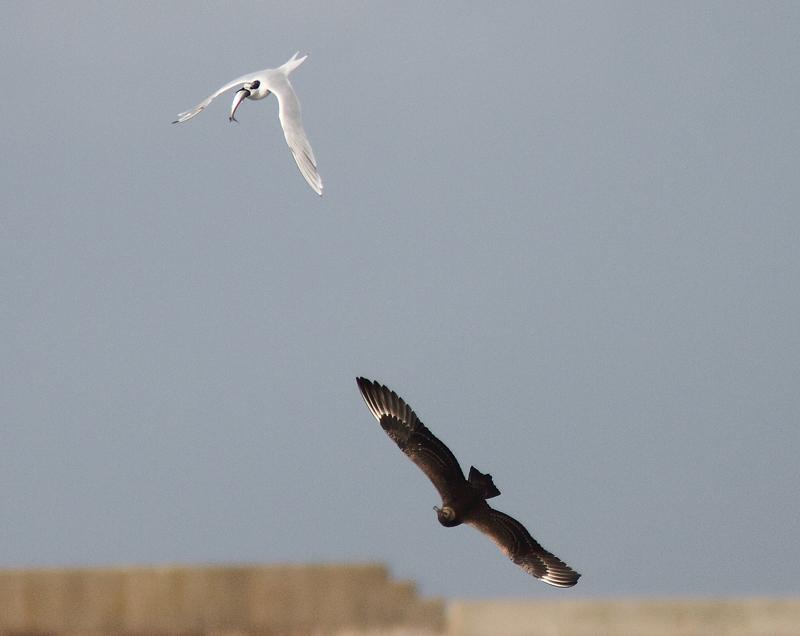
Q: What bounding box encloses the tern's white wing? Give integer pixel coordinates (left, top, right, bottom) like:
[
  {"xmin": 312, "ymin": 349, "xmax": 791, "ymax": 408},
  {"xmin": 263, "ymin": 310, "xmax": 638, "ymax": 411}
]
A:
[
  {"xmin": 173, "ymin": 74, "xmax": 251, "ymax": 124},
  {"xmin": 272, "ymin": 79, "xmax": 323, "ymax": 195}
]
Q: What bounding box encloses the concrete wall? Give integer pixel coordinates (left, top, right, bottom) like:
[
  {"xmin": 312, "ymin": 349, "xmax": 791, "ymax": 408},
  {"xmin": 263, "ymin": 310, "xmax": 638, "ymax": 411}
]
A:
[
  {"xmin": 447, "ymin": 598, "xmax": 800, "ymax": 636},
  {"xmin": 2, "ymin": 565, "xmax": 799, "ymax": 636},
  {"xmin": 0, "ymin": 563, "xmax": 444, "ymax": 635}
]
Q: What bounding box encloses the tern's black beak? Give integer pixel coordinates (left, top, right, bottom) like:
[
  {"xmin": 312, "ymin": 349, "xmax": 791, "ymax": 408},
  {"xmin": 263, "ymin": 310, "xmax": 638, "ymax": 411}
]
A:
[{"xmin": 229, "ymin": 88, "xmax": 251, "ymax": 123}]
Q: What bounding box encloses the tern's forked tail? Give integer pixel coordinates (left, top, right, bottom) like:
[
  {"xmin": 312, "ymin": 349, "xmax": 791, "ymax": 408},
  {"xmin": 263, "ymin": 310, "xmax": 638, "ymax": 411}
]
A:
[{"xmin": 280, "ymin": 51, "xmax": 307, "ymax": 75}]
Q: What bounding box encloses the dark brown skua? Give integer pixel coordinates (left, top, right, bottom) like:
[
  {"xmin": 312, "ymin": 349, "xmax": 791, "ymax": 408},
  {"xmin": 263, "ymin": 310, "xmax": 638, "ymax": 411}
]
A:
[{"xmin": 356, "ymin": 377, "xmax": 580, "ymax": 588}]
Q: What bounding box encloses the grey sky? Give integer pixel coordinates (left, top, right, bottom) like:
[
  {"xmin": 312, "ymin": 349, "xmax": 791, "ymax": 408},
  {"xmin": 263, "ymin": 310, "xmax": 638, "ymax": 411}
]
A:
[{"xmin": 2, "ymin": 2, "xmax": 798, "ymax": 599}]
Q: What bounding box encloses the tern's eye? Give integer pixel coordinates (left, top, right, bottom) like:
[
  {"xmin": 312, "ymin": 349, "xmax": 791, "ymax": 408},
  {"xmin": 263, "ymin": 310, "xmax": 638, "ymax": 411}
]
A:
[{"xmin": 250, "ymin": 80, "xmax": 260, "ymax": 90}]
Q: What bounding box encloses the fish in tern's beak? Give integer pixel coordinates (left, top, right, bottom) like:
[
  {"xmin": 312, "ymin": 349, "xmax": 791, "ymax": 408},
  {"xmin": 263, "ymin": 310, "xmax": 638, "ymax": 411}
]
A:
[{"xmin": 229, "ymin": 87, "xmax": 250, "ymax": 122}]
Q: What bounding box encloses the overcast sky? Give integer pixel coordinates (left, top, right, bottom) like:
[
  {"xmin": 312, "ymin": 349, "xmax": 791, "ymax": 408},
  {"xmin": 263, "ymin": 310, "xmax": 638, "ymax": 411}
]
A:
[{"xmin": 2, "ymin": 2, "xmax": 798, "ymax": 599}]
